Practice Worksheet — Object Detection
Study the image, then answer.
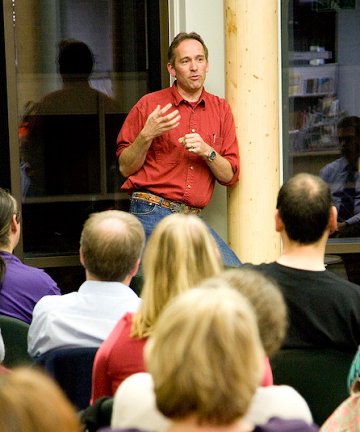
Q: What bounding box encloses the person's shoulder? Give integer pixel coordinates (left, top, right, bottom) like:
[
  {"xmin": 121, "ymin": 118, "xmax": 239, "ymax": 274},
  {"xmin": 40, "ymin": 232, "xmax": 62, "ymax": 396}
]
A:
[
  {"xmin": 324, "ymin": 270, "xmax": 360, "ymax": 293},
  {"xmin": 97, "ymin": 428, "xmax": 144, "ymax": 432},
  {"xmin": 33, "ymin": 291, "xmax": 75, "ymax": 313},
  {"xmin": 203, "ymin": 89, "xmax": 231, "ymax": 108},
  {"xmin": 254, "ymin": 385, "xmax": 311, "ymax": 411},
  {"xmin": 243, "ymin": 262, "xmax": 278, "ymax": 273},
  {"xmin": 254, "ymin": 417, "xmax": 318, "ymax": 432},
  {"xmin": 319, "ymin": 157, "xmax": 345, "ymax": 177},
  {"xmin": 8, "ymin": 259, "xmax": 59, "ymax": 288},
  {"xmin": 247, "ymin": 385, "xmax": 313, "ymax": 425},
  {"xmin": 136, "ymin": 87, "xmax": 172, "ymax": 105}
]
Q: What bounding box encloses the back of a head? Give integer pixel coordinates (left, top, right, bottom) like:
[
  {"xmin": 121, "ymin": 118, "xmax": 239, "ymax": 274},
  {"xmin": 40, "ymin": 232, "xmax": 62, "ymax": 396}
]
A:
[
  {"xmin": 337, "ymin": 115, "xmax": 360, "ymax": 132},
  {"xmin": 218, "ymin": 267, "xmax": 288, "ymax": 357},
  {"xmin": 58, "ymin": 39, "xmax": 94, "ymax": 78},
  {"xmin": 80, "ymin": 210, "xmax": 145, "ymax": 282},
  {"xmin": 0, "ymin": 188, "xmax": 18, "ymax": 282},
  {"xmin": 0, "ymin": 188, "xmax": 17, "ymax": 249},
  {"xmin": 145, "ymin": 286, "xmax": 264, "ymax": 426},
  {"xmin": 0, "ymin": 367, "xmax": 81, "ymax": 432},
  {"xmin": 276, "ymin": 173, "xmax": 332, "ymax": 244},
  {"xmin": 133, "ymin": 214, "xmax": 222, "ymax": 337}
]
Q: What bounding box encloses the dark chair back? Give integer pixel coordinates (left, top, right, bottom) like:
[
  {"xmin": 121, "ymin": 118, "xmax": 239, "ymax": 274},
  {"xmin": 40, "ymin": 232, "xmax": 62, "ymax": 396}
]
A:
[
  {"xmin": 0, "ymin": 315, "xmax": 32, "ymax": 368},
  {"xmin": 80, "ymin": 396, "xmax": 114, "ymax": 432},
  {"xmin": 34, "ymin": 346, "xmax": 98, "ymax": 410},
  {"xmin": 270, "ymin": 348, "xmax": 354, "ymax": 426}
]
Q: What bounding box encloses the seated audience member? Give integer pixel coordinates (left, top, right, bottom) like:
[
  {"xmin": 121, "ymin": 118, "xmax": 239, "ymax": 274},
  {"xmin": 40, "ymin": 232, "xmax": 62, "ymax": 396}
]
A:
[
  {"xmin": 320, "ymin": 383, "xmax": 360, "ymax": 432},
  {"xmin": 0, "ymin": 188, "xmax": 60, "ymax": 324},
  {"xmin": 0, "ymin": 367, "xmax": 81, "ymax": 432},
  {"xmin": 28, "ymin": 210, "xmax": 144, "ymax": 358},
  {"xmin": 246, "ymin": 173, "xmax": 360, "ymax": 353},
  {"xmin": 109, "ymin": 269, "xmax": 312, "ymax": 432},
  {"xmin": 90, "ymin": 213, "xmax": 223, "ymax": 403},
  {"xmin": 203, "ymin": 267, "xmax": 287, "ymax": 386},
  {"xmin": 102, "ymin": 286, "xmax": 317, "ymax": 432},
  {"xmin": 214, "ymin": 268, "xmax": 312, "ymax": 424}
]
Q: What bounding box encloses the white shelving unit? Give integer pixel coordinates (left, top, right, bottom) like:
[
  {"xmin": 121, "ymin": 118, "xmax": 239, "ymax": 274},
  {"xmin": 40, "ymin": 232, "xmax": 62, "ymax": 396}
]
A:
[{"xmin": 289, "ymin": 64, "xmax": 338, "ymax": 97}]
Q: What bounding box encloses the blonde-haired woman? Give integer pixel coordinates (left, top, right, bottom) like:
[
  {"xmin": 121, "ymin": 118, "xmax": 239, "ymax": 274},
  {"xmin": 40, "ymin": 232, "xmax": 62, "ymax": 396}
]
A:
[
  {"xmin": 91, "ymin": 213, "xmax": 222, "ymax": 403},
  {"xmin": 0, "ymin": 367, "xmax": 81, "ymax": 432},
  {"xmin": 104, "ymin": 286, "xmax": 316, "ymax": 432}
]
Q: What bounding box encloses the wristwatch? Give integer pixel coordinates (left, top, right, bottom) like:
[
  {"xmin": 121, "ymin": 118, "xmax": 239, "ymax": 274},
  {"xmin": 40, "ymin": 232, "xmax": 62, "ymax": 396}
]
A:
[{"xmin": 207, "ymin": 149, "xmax": 216, "ymax": 162}]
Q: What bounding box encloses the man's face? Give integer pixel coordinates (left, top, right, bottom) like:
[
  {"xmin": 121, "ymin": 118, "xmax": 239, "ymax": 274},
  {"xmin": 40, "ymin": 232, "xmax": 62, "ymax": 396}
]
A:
[
  {"xmin": 167, "ymin": 39, "xmax": 209, "ymax": 98},
  {"xmin": 338, "ymin": 126, "xmax": 360, "ymax": 168}
]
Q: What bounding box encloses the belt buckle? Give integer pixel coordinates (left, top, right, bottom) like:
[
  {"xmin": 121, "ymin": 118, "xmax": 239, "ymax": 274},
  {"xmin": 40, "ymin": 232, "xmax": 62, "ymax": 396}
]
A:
[{"xmin": 169, "ymin": 201, "xmax": 186, "ymax": 213}]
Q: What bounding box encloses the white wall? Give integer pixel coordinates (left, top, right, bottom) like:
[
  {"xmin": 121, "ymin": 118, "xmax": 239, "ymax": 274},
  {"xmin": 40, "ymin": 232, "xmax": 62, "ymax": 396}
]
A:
[{"xmin": 168, "ymin": 0, "xmax": 228, "ymax": 241}]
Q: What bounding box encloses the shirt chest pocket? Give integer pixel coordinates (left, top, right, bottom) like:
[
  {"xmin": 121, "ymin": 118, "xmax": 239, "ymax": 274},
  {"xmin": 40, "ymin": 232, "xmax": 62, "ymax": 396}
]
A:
[
  {"xmin": 205, "ymin": 134, "xmax": 224, "ymax": 152},
  {"xmin": 152, "ymin": 134, "xmax": 181, "ymax": 165}
]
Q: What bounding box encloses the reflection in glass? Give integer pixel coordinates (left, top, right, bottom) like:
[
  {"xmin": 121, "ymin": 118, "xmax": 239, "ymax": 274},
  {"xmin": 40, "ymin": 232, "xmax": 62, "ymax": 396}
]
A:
[
  {"xmin": 320, "ymin": 116, "xmax": 360, "ymax": 237},
  {"xmin": 284, "ymin": 0, "xmax": 360, "ymax": 284},
  {"xmin": 19, "ymin": 39, "xmax": 122, "ymax": 197},
  {"xmin": 12, "ymin": 0, "xmax": 165, "ymax": 258}
]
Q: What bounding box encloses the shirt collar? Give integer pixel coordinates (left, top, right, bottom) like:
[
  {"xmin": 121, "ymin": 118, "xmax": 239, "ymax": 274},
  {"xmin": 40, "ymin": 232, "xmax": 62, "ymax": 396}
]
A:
[
  {"xmin": 171, "ymin": 81, "xmax": 207, "ymax": 108},
  {"xmin": 78, "ymin": 280, "xmax": 134, "ymax": 296}
]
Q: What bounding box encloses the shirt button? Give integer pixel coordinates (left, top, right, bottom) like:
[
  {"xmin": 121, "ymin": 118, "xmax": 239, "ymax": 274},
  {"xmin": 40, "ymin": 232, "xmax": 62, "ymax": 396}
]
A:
[
  {"xmin": 191, "ymin": 129, "xmax": 195, "ymax": 133},
  {"xmin": 190, "ymin": 166, "xmax": 194, "ymax": 170},
  {"xmin": 187, "ymin": 184, "xmax": 192, "ymax": 189}
]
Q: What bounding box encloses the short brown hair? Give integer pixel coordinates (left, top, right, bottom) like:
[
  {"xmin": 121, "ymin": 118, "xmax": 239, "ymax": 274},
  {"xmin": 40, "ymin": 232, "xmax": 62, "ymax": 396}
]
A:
[
  {"xmin": 277, "ymin": 173, "xmax": 332, "ymax": 244},
  {"xmin": 218, "ymin": 267, "xmax": 288, "ymax": 356},
  {"xmin": 80, "ymin": 210, "xmax": 145, "ymax": 281},
  {"xmin": 146, "ymin": 286, "xmax": 264, "ymax": 425},
  {"xmin": 168, "ymin": 32, "xmax": 208, "ymax": 66}
]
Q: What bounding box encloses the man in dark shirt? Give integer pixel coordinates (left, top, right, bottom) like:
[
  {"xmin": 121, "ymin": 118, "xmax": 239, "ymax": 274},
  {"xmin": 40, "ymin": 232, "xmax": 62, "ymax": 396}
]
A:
[{"xmin": 247, "ymin": 173, "xmax": 360, "ymax": 353}]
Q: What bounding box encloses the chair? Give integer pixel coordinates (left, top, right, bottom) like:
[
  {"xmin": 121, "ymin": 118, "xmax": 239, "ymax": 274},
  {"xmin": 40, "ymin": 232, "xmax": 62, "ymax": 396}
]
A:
[
  {"xmin": 270, "ymin": 348, "xmax": 354, "ymax": 426},
  {"xmin": 80, "ymin": 396, "xmax": 113, "ymax": 432},
  {"xmin": 34, "ymin": 346, "xmax": 98, "ymax": 410},
  {"xmin": 0, "ymin": 315, "xmax": 32, "ymax": 368}
]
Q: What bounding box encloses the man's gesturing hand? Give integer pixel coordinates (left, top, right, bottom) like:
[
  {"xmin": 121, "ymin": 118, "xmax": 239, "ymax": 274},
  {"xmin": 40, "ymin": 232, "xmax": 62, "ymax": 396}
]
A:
[{"xmin": 142, "ymin": 103, "xmax": 181, "ymax": 141}]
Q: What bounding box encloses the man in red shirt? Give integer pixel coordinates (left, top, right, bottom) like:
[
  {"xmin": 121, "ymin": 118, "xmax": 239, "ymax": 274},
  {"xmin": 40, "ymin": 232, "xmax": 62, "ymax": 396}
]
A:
[{"xmin": 116, "ymin": 32, "xmax": 241, "ymax": 267}]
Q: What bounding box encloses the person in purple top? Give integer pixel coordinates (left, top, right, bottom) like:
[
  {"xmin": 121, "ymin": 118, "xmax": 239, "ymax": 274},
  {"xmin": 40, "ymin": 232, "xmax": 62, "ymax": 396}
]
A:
[{"xmin": 0, "ymin": 188, "xmax": 60, "ymax": 324}]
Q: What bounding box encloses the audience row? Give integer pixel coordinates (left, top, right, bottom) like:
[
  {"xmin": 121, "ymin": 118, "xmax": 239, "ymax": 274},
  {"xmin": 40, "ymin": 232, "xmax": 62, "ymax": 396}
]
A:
[{"xmin": 0, "ymin": 173, "xmax": 360, "ymax": 430}]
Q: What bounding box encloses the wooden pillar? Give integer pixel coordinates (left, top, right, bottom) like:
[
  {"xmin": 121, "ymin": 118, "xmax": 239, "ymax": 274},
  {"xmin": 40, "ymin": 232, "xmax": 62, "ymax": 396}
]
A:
[{"xmin": 225, "ymin": 0, "xmax": 281, "ymax": 263}]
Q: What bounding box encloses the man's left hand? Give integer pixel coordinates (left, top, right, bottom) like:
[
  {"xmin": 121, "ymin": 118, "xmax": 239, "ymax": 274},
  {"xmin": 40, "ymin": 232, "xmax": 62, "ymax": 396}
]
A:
[{"xmin": 179, "ymin": 133, "xmax": 210, "ymax": 158}]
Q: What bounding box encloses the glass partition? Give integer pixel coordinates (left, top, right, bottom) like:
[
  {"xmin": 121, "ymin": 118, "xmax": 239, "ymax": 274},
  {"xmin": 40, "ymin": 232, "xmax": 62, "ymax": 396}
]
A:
[
  {"xmin": 3, "ymin": 0, "xmax": 167, "ymax": 291},
  {"xmin": 282, "ymin": 0, "xmax": 360, "ymax": 284}
]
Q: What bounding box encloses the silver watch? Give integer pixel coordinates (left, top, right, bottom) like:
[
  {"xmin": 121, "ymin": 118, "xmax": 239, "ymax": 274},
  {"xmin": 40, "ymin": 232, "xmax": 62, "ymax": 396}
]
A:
[{"xmin": 207, "ymin": 149, "xmax": 216, "ymax": 162}]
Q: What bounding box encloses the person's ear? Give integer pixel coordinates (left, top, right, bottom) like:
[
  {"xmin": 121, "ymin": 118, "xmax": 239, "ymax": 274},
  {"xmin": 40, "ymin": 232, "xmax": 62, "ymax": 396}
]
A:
[
  {"xmin": 129, "ymin": 258, "xmax": 141, "ymax": 278},
  {"xmin": 275, "ymin": 209, "xmax": 284, "ymax": 233},
  {"xmin": 167, "ymin": 62, "xmax": 176, "ymax": 78},
  {"xmin": 79, "ymin": 247, "xmax": 85, "ymax": 267},
  {"xmin": 328, "ymin": 206, "xmax": 338, "ymax": 233},
  {"xmin": 10, "ymin": 214, "xmax": 19, "ymax": 233}
]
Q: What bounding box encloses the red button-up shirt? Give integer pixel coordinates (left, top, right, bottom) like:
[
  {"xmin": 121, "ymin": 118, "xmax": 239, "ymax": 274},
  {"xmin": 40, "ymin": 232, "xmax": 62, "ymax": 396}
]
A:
[{"xmin": 116, "ymin": 84, "xmax": 239, "ymax": 208}]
